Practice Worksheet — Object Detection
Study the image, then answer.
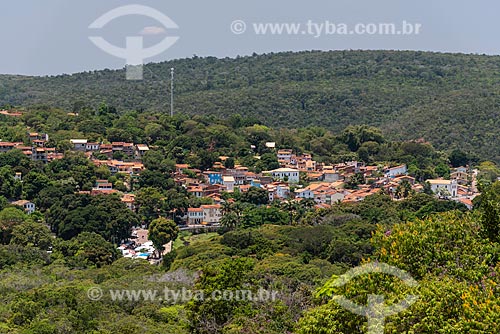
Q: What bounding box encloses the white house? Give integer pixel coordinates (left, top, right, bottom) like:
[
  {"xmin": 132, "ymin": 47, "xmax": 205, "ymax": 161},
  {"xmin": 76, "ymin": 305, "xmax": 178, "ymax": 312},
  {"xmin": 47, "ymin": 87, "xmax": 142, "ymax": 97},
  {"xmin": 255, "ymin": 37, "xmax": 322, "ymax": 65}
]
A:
[
  {"xmin": 384, "ymin": 164, "xmax": 407, "ymax": 178},
  {"xmin": 268, "ymin": 168, "xmax": 300, "ymax": 183},
  {"xmin": 86, "ymin": 142, "xmax": 100, "ymax": 151},
  {"xmin": 326, "ymin": 191, "xmax": 345, "ymax": 204},
  {"xmin": 222, "ymin": 175, "xmax": 235, "ymax": 192},
  {"xmin": 265, "ymin": 142, "xmax": 276, "ymax": 149},
  {"xmin": 277, "ymin": 185, "xmax": 289, "ymax": 199},
  {"xmin": 70, "ymin": 139, "xmax": 87, "ymax": 151},
  {"xmin": 427, "ymin": 179, "xmax": 458, "ymax": 198},
  {"xmin": 200, "ymin": 204, "xmax": 222, "ymax": 225},
  {"xmin": 295, "ymin": 188, "xmax": 314, "ymax": 199},
  {"xmin": 187, "ymin": 208, "xmax": 203, "ymax": 225},
  {"xmin": 11, "ymin": 200, "xmax": 35, "ymax": 214}
]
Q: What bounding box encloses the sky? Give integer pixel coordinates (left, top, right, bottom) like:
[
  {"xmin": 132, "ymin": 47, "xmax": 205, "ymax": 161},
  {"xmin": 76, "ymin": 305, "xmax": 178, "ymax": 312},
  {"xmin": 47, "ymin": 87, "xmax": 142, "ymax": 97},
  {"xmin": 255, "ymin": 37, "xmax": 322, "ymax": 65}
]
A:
[{"xmin": 1, "ymin": 0, "xmax": 499, "ymax": 76}]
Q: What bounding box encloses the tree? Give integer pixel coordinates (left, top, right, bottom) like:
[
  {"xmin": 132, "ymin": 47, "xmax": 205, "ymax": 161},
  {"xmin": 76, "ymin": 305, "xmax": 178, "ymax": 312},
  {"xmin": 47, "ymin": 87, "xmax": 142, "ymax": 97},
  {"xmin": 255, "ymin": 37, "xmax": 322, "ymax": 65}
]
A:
[
  {"xmin": 187, "ymin": 258, "xmax": 254, "ymax": 334},
  {"xmin": 47, "ymin": 194, "xmax": 139, "ymax": 242},
  {"xmin": 0, "ymin": 149, "xmax": 32, "ymax": 170},
  {"xmin": 395, "ymin": 180, "xmax": 412, "ymax": 199},
  {"xmin": 434, "ymin": 162, "xmax": 450, "ymax": 178},
  {"xmin": 280, "ymin": 200, "xmax": 301, "ymax": 225},
  {"xmin": 22, "ymin": 172, "xmax": 52, "ymax": 200},
  {"xmin": 436, "ymin": 187, "xmax": 451, "ymax": 199},
  {"xmin": 477, "ymin": 161, "xmax": 500, "ymax": 183},
  {"xmin": 220, "ymin": 212, "xmax": 241, "ymax": 230},
  {"xmin": 345, "ymin": 172, "xmax": 365, "ymax": 190},
  {"xmin": 224, "ymin": 157, "xmax": 235, "ymax": 169},
  {"xmin": 240, "ymin": 186, "xmax": 269, "ymax": 205},
  {"xmin": 422, "ymin": 181, "xmax": 433, "ymax": 195},
  {"xmin": 477, "ymin": 181, "xmax": 500, "ymax": 242},
  {"xmin": 255, "ymin": 153, "xmax": 279, "ymax": 172},
  {"xmin": 449, "ymin": 149, "xmax": 468, "ymax": 167},
  {"xmin": 10, "ymin": 220, "xmax": 53, "ymax": 250},
  {"xmin": 220, "ymin": 201, "xmax": 244, "ymax": 230},
  {"xmin": 136, "ymin": 187, "xmax": 164, "ymax": 222},
  {"xmin": 149, "ymin": 217, "xmax": 179, "ymax": 258},
  {"xmin": 0, "ymin": 207, "xmax": 27, "ymax": 244},
  {"xmin": 54, "ymin": 232, "xmax": 120, "ymax": 268}
]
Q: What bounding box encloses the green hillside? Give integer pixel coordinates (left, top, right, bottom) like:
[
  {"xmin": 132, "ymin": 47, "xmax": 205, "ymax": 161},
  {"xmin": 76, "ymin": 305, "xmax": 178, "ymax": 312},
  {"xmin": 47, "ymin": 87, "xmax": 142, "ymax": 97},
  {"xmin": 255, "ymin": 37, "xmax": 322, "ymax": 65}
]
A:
[{"xmin": 1, "ymin": 50, "xmax": 499, "ymax": 160}]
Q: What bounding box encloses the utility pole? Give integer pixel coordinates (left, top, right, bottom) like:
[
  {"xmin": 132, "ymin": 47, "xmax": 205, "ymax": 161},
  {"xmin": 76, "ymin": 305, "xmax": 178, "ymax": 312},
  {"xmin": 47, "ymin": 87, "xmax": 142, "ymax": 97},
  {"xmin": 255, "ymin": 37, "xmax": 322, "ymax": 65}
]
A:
[{"xmin": 170, "ymin": 67, "xmax": 174, "ymax": 117}]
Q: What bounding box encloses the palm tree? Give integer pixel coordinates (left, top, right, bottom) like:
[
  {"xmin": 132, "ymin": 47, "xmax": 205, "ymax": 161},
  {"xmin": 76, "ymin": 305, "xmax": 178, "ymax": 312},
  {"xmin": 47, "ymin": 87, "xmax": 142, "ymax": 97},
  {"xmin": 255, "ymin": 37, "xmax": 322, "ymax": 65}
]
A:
[
  {"xmin": 220, "ymin": 212, "xmax": 240, "ymax": 230},
  {"xmin": 220, "ymin": 200, "xmax": 244, "ymax": 230},
  {"xmin": 280, "ymin": 200, "xmax": 300, "ymax": 225}
]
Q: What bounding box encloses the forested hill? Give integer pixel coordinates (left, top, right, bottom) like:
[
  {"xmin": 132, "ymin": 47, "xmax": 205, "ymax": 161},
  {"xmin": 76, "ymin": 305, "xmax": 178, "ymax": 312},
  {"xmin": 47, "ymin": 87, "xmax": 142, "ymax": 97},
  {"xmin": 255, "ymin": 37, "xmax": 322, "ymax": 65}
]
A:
[{"xmin": 1, "ymin": 50, "xmax": 500, "ymax": 160}]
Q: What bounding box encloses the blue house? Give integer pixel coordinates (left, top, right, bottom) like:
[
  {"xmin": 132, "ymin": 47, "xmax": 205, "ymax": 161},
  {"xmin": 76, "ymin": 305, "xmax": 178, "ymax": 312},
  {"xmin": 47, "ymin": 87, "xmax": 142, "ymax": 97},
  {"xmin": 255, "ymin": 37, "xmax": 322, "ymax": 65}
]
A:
[
  {"xmin": 204, "ymin": 171, "xmax": 222, "ymax": 185},
  {"xmin": 250, "ymin": 179, "xmax": 262, "ymax": 188}
]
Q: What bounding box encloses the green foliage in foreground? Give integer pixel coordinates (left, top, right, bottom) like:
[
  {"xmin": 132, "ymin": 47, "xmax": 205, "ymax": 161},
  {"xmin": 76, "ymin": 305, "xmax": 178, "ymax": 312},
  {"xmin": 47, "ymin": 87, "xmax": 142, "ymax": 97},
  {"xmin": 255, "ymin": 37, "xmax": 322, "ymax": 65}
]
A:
[
  {"xmin": 297, "ymin": 212, "xmax": 500, "ymax": 333},
  {"xmin": 0, "ymin": 188, "xmax": 498, "ymax": 333}
]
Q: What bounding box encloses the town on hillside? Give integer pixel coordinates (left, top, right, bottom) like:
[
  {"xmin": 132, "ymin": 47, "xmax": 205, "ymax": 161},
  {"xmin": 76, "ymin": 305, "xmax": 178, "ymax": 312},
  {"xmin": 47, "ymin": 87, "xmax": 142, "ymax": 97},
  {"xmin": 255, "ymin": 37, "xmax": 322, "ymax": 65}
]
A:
[{"xmin": 1, "ymin": 130, "xmax": 481, "ymax": 246}]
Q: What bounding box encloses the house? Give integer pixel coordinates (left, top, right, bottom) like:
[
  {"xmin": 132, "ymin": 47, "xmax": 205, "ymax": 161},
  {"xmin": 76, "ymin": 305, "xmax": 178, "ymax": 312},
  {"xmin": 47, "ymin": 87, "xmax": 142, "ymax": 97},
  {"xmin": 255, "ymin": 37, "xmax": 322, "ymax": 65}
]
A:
[
  {"xmin": 86, "ymin": 142, "xmax": 100, "ymax": 151},
  {"xmin": 0, "ymin": 142, "xmax": 24, "ymax": 153},
  {"xmin": 384, "ymin": 165, "xmax": 407, "ymax": 178},
  {"xmin": 187, "ymin": 208, "xmax": 203, "ymax": 225},
  {"xmin": 304, "ymin": 160, "xmax": 317, "ymax": 172},
  {"xmin": 14, "ymin": 172, "xmax": 22, "ymax": 181},
  {"xmin": 110, "ymin": 142, "xmax": 135, "ymax": 157},
  {"xmin": 222, "ymin": 176, "xmax": 235, "ymax": 192},
  {"xmin": 70, "ymin": 139, "xmax": 88, "ymax": 151},
  {"xmin": 323, "ymin": 170, "xmax": 341, "ymax": 182},
  {"xmin": 175, "ymin": 164, "xmax": 190, "ymax": 173},
  {"xmin": 187, "ymin": 185, "xmax": 204, "ymax": 198},
  {"xmin": 300, "ymin": 183, "xmax": 346, "ymax": 204},
  {"xmin": 11, "ymin": 200, "xmax": 35, "ymax": 214},
  {"xmin": 325, "ymin": 191, "xmax": 345, "ymax": 204},
  {"xmin": 250, "ymin": 179, "xmax": 262, "ymax": 188},
  {"xmin": 266, "ymin": 183, "xmax": 290, "ymax": 201},
  {"xmin": 121, "ymin": 194, "xmax": 136, "ymax": 211},
  {"xmin": 277, "ymin": 149, "xmax": 293, "ymax": 164},
  {"xmin": 393, "ymin": 175, "xmax": 416, "ymax": 185},
  {"xmin": 32, "ymin": 147, "xmax": 55, "ymax": 163},
  {"xmin": 450, "ymin": 170, "xmax": 469, "ymax": 185},
  {"xmin": 135, "ymin": 144, "xmax": 149, "ymax": 158},
  {"xmin": 201, "ymin": 184, "xmax": 225, "ymax": 197},
  {"xmin": 95, "ymin": 180, "xmax": 113, "ymax": 190},
  {"xmin": 225, "ymin": 167, "xmax": 248, "ymax": 185},
  {"xmin": 28, "ymin": 132, "xmax": 49, "ymax": 143},
  {"xmin": 267, "ymin": 168, "xmax": 300, "ymax": 183},
  {"xmin": 0, "ymin": 110, "xmax": 23, "ymax": 117},
  {"xmin": 203, "ymin": 171, "xmax": 222, "ymax": 185},
  {"xmin": 265, "ymin": 142, "xmax": 276, "ymax": 149},
  {"xmin": 295, "ymin": 188, "xmax": 315, "ymax": 199},
  {"xmin": 426, "ymin": 179, "xmax": 458, "ymax": 198},
  {"xmin": 93, "ymin": 160, "xmax": 144, "ymax": 175},
  {"xmin": 200, "ymin": 204, "xmax": 222, "ymax": 225},
  {"xmin": 456, "ymin": 197, "xmax": 474, "ymax": 210},
  {"xmin": 277, "ymin": 184, "xmax": 290, "ymax": 198},
  {"xmin": 245, "ymin": 171, "xmax": 258, "ymax": 183},
  {"xmin": 307, "ymin": 172, "xmax": 323, "ymax": 182}
]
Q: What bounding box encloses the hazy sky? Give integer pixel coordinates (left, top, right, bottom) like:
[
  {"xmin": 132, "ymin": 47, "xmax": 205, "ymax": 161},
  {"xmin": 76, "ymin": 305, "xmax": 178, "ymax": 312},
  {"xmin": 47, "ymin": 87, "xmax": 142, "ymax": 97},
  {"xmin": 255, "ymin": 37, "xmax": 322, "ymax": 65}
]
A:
[{"xmin": 1, "ymin": 0, "xmax": 499, "ymax": 76}]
